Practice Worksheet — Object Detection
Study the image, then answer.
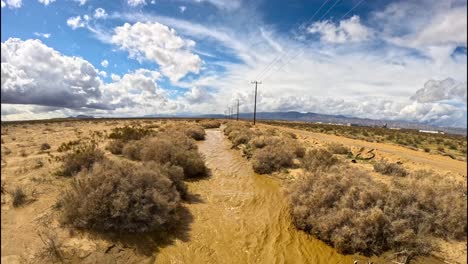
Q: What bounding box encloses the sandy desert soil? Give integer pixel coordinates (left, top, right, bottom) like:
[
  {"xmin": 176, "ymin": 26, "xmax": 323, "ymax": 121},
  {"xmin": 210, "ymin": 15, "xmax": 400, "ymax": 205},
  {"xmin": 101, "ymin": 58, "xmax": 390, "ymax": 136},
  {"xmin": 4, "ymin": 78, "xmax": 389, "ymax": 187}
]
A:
[{"xmin": 1, "ymin": 119, "xmax": 466, "ymax": 264}]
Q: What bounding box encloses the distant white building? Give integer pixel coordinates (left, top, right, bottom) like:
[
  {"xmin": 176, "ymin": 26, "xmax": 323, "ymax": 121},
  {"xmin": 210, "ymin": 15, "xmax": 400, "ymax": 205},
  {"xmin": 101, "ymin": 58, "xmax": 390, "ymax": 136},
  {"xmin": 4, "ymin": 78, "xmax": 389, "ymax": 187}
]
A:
[{"xmin": 419, "ymin": 130, "xmax": 441, "ymax": 134}]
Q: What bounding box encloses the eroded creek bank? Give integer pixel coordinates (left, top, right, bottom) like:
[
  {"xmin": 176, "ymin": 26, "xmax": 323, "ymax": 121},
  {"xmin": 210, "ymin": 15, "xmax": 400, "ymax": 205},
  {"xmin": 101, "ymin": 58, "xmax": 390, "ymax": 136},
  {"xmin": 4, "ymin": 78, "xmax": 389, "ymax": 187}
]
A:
[{"xmin": 155, "ymin": 128, "xmax": 377, "ymax": 264}]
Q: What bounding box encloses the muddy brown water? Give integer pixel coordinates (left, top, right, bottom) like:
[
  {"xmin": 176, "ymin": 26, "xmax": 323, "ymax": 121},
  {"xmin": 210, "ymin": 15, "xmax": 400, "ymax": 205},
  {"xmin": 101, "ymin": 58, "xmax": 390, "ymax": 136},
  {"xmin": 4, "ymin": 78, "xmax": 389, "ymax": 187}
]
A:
[{"xmin": 154, "ymin": 128, "xmax": 444, "ymax": 264}]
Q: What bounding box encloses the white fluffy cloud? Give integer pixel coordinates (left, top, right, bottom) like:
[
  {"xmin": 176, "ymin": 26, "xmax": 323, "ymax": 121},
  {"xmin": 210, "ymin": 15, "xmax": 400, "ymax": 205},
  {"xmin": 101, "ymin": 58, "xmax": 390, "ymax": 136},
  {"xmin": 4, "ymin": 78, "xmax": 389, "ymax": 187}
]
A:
[
  {"xmin": 101, "ymin": 59, "xmax": 109, "ymax": 68},
  {"xmin": 411, "ymin": 78, "xmax": 467, "ymax": 103},
  {"xmin": 2, "ymin": 0, "xmax": 21, "ymax": 8},
  {"xmin": 127, "ymin": 0, "xmax": 146, "ymax": 7},
  {"xmin": 1, "ymin": 38, "xmax": 104, "ymax": 109},
  {"xmin": 94, "ymin": 8, "xmax": 108, "ymax": 19},
  {"xmin": 179, "ymin": 6, "xmax": 186, "ymax": 13},
  {"xmin": 183, "ymin": 87, "xmax": 213, "ymax": 104},
  {"xmin": 111, "ymin": 22, "xmax": 202, "ymax": 82},
  {"xmin": 38, "ymin": 0, "xmax": 55, "ymax": 6},
  {"xmin": 67, "ymin": 16, "xmax": 85, "ymax": 30},
  {"xmin": 308, "ymin": 15, "xmax": 371, "ymax": 43}
]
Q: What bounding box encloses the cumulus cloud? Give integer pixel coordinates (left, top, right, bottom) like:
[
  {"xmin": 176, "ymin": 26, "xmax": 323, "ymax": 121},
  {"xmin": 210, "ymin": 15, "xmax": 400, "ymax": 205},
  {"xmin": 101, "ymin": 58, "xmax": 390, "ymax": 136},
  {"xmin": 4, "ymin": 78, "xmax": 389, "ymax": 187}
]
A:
[
  {"xmin": 101, "ymin": 59, "xmax": 109, "ymax": 68},
  {"xmin": 1, "ymin": 38, "xmax": 103, "ymax": 109},
  {"xmin": 33, "ymin": 32, "xmax": 51, "ymax": 39},
  {"xmin": 410, "ymin": 78, "xmax": 467, "ymax": 103},
  {"xmin": 38, "ymin": 0, "xmax": 55, "ymax": 6},
  {"xmin": 111, "ymin": 73, "xmax": 121, "ymax": 81},
  {"xmin": 94, "ymin": 8, "xmax": 108, "ymax": 19},
  {"xmin": 111, "ymin": 22, "xmax": 202, "ymax": 82},
  {"xmin": 127, "ymin": 0, "xmax": 146, "ymax": 7},
  {"xmin": 179, "ymin": 6, "xmax": 186, "ymax": 13},
  {"xmin": 183, "ymin": 87, "xmax": 214, "ymax": 104},
  {"xmin": 308, "ymin": 15, "xmax": 371, "ymax": 43},
  {"xmin": 2, "ymin": 0, "xmax": 21, "ymax": 8},
  {"xmin": 372, "ymin": 0, "xmax": 467, "ymax": 61},
  {"xmin": 67, "ymin": 16, "xmax": 85, "ymax": 30}
]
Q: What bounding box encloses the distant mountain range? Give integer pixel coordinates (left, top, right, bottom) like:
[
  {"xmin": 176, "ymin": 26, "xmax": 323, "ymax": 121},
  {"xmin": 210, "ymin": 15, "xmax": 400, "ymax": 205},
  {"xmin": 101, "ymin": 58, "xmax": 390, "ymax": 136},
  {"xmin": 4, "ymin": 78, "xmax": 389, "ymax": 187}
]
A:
[
  {"xmin": 196, "ymin": 111, "xmax": 467, "ymax": 135},
  {"xmin": 67, "ymin": 111, "xmax": 466, "ymax": 136}
]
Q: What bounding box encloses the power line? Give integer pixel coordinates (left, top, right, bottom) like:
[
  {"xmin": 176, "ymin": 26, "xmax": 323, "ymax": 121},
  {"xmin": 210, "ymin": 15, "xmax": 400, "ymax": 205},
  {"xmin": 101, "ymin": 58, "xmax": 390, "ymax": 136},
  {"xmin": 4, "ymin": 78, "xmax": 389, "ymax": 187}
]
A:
[
  {"xmin": 254, "ymin": 0, "xmax": 334, "ymax": 81},
  {"xmin": 261, "ymin": 0, "xmax": 365, "ymax": 81}
]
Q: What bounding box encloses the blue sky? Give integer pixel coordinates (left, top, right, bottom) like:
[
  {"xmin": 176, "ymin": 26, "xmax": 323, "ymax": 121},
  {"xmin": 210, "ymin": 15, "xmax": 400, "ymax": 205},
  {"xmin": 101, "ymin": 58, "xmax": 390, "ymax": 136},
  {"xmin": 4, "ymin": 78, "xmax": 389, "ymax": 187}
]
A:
[{"xmin": 1, "ymin": 0, "xmax": 467, "ymax": 127}]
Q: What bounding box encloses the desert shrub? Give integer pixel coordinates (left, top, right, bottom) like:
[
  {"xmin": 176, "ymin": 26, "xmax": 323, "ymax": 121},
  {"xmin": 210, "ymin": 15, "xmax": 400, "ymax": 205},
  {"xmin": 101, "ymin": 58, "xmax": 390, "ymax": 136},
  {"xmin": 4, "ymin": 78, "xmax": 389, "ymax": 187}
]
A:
[
  {"xmin": 122, "ymin": 140, "xmax": 144, "ymax": 160},
  {"xmin": 251, "ymin": 136, "xmax": 267, "ymax": 148},
  {"xmin": 252, "ymin": 145, "xmax": 295, "ymax": 174},
  {"xmin": 423, "ymin": 147, "xmax": 430, "ymax": 152},
  {"xmin": 327, "ymin": 143, "xmax": 350, "ymax": 155},
  {"xmin": 132, "ymin": 133, "xmax": 207, "ymax": 178},
  {"xmin": 437, "ymin": 146, "xmax": 445, "ymax": 152},
  {"xmin": 57, "ymin": 140, "xmax": 80, "ymax": 152},
  {"xmin": 108, "ymin": 125, "xmax": 154, "ymax": 142},
  {"xmin": 60, "ymin": 142, "xmax": 104, "ymax": 176},
  {"xmin": 200, "ymin": 120, "xmax": 221, "ymax": 129},
  {"xmin": 373, "ymin": 160, "xmax": 408, "ymax": 177},
  {"xmin": 12, "ymin": 186, "xmax": 27, "ymax": 207},
  {"xmin": 106, "ymin": 139, "xmax": 125, "ymax": 154},
  {"xmin": 59, "ymin": 160, "xmax": 181, "ymax": 233},
  {"xmin": 301, "ymin": 149, "xmax": 338, "ymax": 172},
  {"xmin": 288, "ymin": 166, "xmax": 467, "ymax": 257},
  {"xmin": 184, "ymin": 124, "xmax": 206, "ymax": 140},
  {"xmin": 40, "ymin": 143, "xmax": 51, "ymax": 151}
]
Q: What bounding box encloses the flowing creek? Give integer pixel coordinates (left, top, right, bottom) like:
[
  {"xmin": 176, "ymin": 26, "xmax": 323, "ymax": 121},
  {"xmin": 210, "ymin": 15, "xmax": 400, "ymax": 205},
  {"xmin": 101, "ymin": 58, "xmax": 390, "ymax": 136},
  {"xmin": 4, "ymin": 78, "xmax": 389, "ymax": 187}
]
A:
[{"xmin": 154, "ymin": 128, "xmax": 443, "ymax": 264}]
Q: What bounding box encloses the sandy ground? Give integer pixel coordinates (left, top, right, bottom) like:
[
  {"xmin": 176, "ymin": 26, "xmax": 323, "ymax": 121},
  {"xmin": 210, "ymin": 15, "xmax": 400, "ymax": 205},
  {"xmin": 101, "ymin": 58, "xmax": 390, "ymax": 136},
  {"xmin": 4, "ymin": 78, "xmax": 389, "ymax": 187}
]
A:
[{"xmin": 1, "ymin": 119, "xmax": 466, "ymax": 264}]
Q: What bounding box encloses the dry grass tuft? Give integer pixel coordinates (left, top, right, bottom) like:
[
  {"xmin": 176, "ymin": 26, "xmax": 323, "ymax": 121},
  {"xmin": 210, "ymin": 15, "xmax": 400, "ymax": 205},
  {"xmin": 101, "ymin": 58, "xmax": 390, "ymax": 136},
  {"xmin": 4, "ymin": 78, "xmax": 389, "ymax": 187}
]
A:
[
  {"xmin": 12, "ymin": 186, "xmax": 27, "ymax": 207},
  {"xmin": 40, "ymin": 143, "xmax": 51, "ymax": 151},
  {"xmin": 373, "ymin": 160, "xmax": 408, "ymax": 177}
]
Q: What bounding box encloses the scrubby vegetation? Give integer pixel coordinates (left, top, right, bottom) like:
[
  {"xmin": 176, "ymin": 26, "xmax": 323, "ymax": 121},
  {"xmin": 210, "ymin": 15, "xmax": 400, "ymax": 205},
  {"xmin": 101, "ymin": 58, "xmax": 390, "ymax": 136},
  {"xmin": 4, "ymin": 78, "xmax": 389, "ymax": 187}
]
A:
[
  {"xmin": 59, "ymin": 159, "xmax": 181, "ymax": 233},
  {"xmin": 327, "ymin": 143, "xmax": 350, "ymax": 155},
  {"xmin": 373, "ymin": 160, "xmax": 408, "ymax": 177},
  {"xmin": 199, "ymin": 119, "xmax": 221, "ymax": 129},
  {"xmin": 59, "ymin": 142, "xmax": 104, "ymax": 176},
  {"xmin": 223, "ymin": 122, "xmax": 305, "ymax": 174},
  {"xmin": 161, "ymin": 123, "xmax": 206, "ymax": 141},
  {"xmin": 40, "ymin": 143, "xmax": 51, "ymax": 151},
  {"xmin": 288, "ymin": 157, "xmax": 467, "ymax": 258},
  {"xmin": 262, "ymin": 120, "xmax": 467, "ymax": 160},
  {"xmin": 123, "ymin": 132, "xmax": 207, "ymax": 178},
  {"xmin": 12, "ymin": 186, "xmax": 27, "ymax": 207},
  {"xmin": 301, "ymin": 149, "xmax": 338, "ymax": 172},
  {"xmin": 106, "ymin": 125, "xmax": 155, "ymax": 154}
]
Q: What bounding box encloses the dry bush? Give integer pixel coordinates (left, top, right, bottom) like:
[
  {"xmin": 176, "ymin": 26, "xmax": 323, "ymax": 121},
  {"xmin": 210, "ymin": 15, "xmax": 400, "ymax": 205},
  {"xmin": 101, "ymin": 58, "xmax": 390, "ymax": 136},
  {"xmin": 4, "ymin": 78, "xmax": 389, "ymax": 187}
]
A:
[
  {"xmin": 252, "ymin": 145, "xmax": 295, "ymax": 174},
  {"xmin": 121, "ymin": 139, "xmax": 144, "ymax": 160},
  {"xmin": 125, "ymin": 132, "xmax": 207, "ymax": 178},
  {"xmin": 60, "ymin": 142, "xmax": 104, "ymax": 176},
  {"xmin": 37, "ymin": 229, "xmax": 63, "ymax": 262},
  {"xmin": 12, "ymin": 186, "xmax": 27, "ymax": 207},
  {"xmin": 200, "ymin": 120, "xmax": 221, "ymax": 129},
  {"xmin": 184, "ymin": 124, "xmax": 206, "ymax": 140},
  {"xmin": 40, "ymin": 143, "xmax": 51, "ymax": 151},
  {"xmin": 108, "ymin": 125, "xmax": 154, "ymax": 142},
  {"xmin": 373, "ymin": 160, "xmax": 408, "ymax": 177},
  {"xmin": 288, "ymin": 166, "xmax": 467, "ymax": 257},
  {"xmin": 57, "ymin": 140, "xmax": 80, "ymax": 152},
  {"xmin": 301, "ymin": 149, "xmax": 338, "ymax": 172},
  {"xmin": 19, "ymin": 149, "xmax": 28, "ymax": 157},
  {"xmin": 327, "ymin": 143, "xmax": 351, "ymax": 155},
  {"xmin": 59, "ymin": 160, "xmax": 181, "ymax": 233},
  {"xmin": 106, "ymin": 139, "xmax": 125, "ymax": 154}
]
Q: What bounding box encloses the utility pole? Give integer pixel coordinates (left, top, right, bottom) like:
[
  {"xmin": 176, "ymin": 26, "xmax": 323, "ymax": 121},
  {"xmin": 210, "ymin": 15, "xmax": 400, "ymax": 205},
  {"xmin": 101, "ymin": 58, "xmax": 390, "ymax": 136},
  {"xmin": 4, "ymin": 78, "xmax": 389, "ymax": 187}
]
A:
[
  {"xmin": 236, "ymin": 99, "xmax": 239, "ymax": 121},
  {"xmin": 251, "ymin": 81, "xmax": 261, "ymax": 125}
]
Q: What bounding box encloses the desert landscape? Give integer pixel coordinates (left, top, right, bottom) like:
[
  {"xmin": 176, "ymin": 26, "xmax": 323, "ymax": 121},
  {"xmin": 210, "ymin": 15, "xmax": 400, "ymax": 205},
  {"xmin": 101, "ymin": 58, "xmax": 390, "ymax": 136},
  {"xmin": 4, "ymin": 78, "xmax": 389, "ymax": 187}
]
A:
[{"xmin": 1, "ymin": 118, "xmax": 466, "ymax": 264}]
